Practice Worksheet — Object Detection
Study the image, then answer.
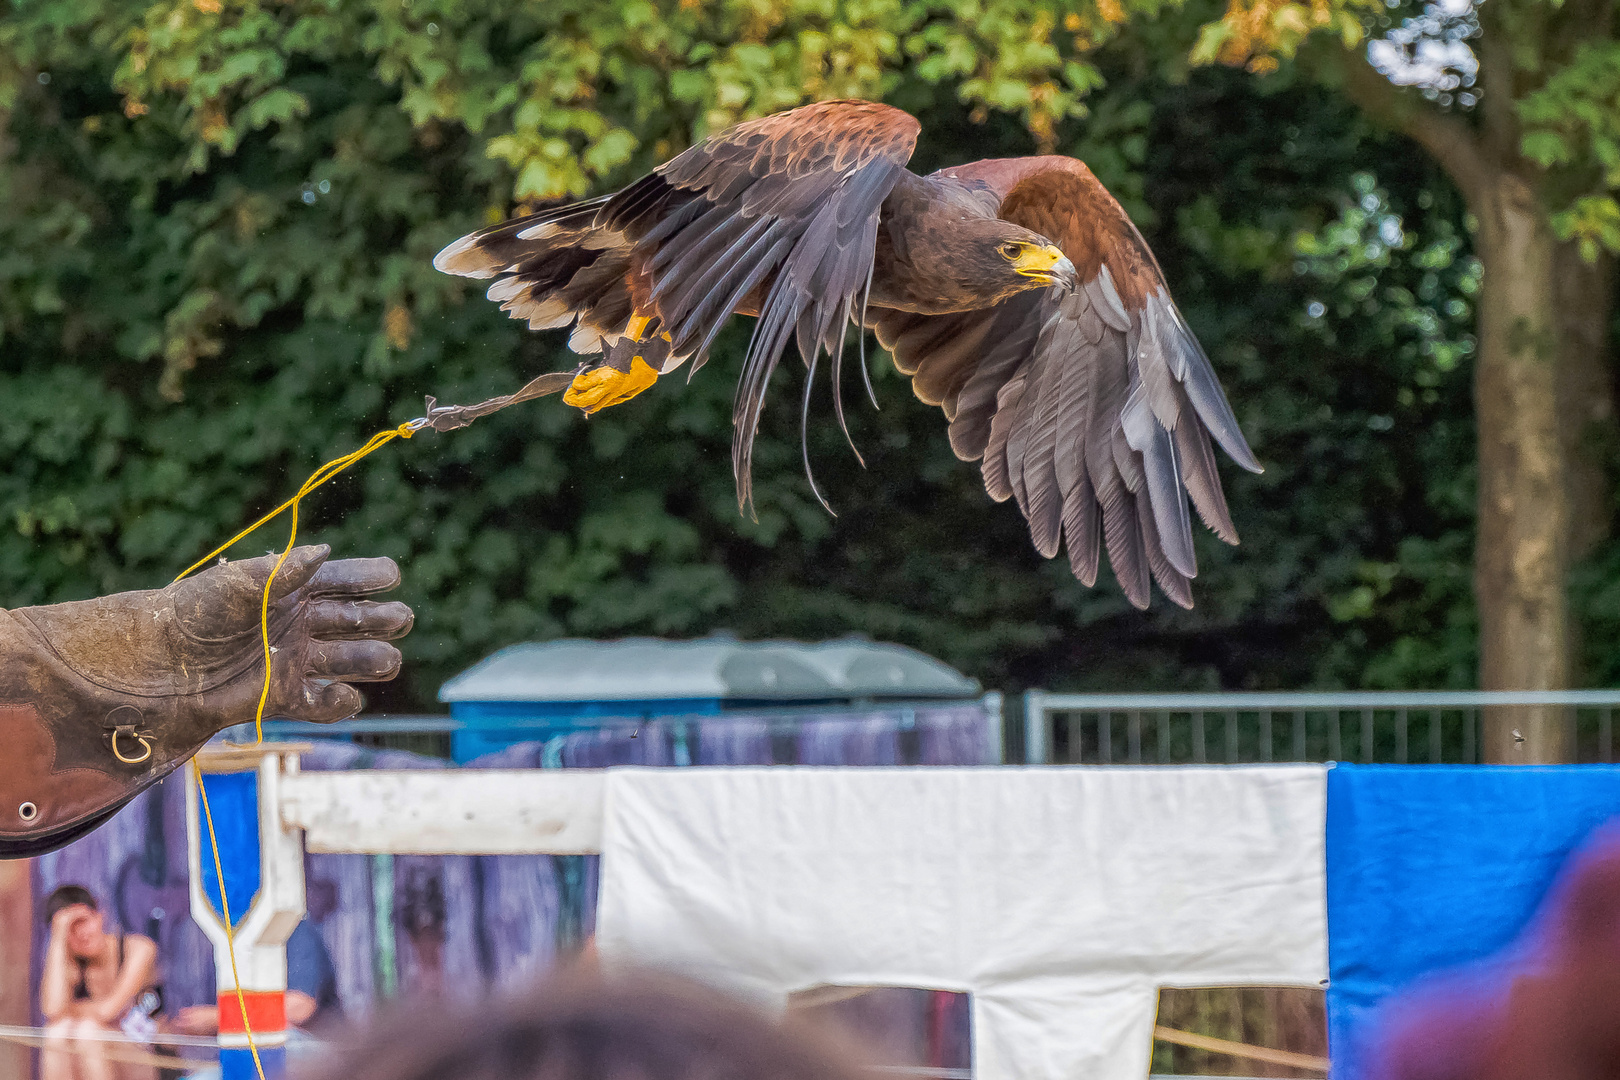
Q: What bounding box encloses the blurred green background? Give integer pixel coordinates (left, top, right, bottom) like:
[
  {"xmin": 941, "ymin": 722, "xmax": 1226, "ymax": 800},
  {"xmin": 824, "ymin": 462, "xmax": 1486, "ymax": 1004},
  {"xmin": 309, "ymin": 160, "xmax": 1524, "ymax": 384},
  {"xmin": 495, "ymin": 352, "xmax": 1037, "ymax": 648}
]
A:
[{"xmin": 0, "ymin": 0, "xmax": 1609, "ymax": 710}]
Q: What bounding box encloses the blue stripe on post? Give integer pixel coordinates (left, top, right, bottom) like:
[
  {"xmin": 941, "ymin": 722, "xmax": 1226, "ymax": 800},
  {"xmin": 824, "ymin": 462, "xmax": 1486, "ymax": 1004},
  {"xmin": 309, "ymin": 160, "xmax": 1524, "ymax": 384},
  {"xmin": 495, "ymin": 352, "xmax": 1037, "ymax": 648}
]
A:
[
  {"xmin": 197, "ymin": 770, "xmax": 263, "ymax": 929},
  {"xmin": 221, "ymin": 1045, "xmax": 286, "ymax": 1080}
]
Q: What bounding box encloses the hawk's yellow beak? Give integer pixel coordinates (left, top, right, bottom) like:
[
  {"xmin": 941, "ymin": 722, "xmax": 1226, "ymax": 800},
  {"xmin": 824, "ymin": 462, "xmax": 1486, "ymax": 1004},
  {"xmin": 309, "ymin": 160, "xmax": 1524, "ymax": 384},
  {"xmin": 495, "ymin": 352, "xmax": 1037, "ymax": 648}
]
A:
[
  {"xmin": 563, "ymin": 356, "xmax": 660, "ymax": 416},
  {"xmin": 1012, "ymin": 244, "xmax": 1077, "ymax": 289}
]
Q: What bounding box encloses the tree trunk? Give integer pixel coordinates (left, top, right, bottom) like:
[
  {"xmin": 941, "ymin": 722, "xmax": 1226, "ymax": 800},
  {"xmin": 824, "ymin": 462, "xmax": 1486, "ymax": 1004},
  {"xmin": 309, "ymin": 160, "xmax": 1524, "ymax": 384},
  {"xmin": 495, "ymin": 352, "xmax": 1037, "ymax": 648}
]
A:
[
  {"xmin": 1555, "ymin": 246, "xmax": 1617, "ymax": 690},
  {"xmin": 1554, "ymin": 245, "xmax": 1616, "ymax": 559},
  {"xmin": 1474, "ymin": 170, "xmax": 1572, "ymax": 762},
  {"xmin": 1332, "ymin": 47, "xmax": 1614, "ymax": 759}
]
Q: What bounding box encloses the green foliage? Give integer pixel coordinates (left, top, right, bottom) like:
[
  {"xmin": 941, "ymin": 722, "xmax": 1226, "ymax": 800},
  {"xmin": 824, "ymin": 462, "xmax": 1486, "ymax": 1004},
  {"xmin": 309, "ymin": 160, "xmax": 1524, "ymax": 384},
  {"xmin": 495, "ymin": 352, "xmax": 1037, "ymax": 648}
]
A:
[
  {"xmin": 97, "ymin": 0, "xmax": 1132, "ymax": 200},
  {"xmin": 1520, "ymin": 42, "xmax": 1620, "ymax": 260},
  {"xmin": 1190, "ymin": 0, "xmax": 1620, "ymax": 260},
  {"xmin": 1289, "ymin": 172, "xmax": 1479, "ymax": 687},
  {"xmin": 0, "ymin": 2, "xmax": 1492, "ymax": 704}
]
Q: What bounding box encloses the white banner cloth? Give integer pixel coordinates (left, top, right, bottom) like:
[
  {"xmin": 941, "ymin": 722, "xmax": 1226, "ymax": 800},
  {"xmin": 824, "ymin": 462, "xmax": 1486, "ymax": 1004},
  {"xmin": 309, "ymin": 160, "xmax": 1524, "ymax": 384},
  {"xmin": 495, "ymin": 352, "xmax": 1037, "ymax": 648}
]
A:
[{"xmin": 597, "ymin": 766, "xmax": 1328, "ymax": 1080}]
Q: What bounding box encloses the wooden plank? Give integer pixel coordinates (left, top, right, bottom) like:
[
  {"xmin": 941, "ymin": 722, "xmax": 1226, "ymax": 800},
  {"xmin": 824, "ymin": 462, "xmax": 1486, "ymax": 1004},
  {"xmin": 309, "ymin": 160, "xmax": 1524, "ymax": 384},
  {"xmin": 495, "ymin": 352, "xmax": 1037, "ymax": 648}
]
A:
[
  {"xmin": 197, "ymin": 741, "xmax": 312, "ymax": 773},
  {"xmin": 1153, "ymin": 1024, "xmax": 1328, "ymax": 1073},
  {"xmin": 279, "ymin": 770, "xmax": 605, "ymax": 855}
]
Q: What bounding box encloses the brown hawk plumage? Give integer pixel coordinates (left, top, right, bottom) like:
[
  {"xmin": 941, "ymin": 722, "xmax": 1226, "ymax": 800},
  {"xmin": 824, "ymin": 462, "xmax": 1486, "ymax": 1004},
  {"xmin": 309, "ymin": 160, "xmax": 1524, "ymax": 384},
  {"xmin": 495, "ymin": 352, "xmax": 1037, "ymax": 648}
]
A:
[{"xmin": 434, "ymin": 99, "xmax": 1261, "ymax": 609}]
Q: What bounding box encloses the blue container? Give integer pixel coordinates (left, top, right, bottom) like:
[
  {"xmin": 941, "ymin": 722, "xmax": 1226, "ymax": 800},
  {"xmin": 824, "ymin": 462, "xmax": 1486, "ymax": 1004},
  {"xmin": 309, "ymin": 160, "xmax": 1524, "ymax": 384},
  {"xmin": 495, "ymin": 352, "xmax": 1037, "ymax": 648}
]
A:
[{"xmin": 437, "ymin": 634, "xmax": 980, "ymax": 763}]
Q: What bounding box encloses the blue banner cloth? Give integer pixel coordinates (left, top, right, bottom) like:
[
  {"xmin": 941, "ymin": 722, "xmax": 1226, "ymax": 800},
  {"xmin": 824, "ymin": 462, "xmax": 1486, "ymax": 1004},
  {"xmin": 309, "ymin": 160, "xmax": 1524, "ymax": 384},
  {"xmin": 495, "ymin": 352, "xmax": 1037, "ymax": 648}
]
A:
[{"xmin": 1325, "ymin": 764, "xmax": 1620, "ymax": 1078}]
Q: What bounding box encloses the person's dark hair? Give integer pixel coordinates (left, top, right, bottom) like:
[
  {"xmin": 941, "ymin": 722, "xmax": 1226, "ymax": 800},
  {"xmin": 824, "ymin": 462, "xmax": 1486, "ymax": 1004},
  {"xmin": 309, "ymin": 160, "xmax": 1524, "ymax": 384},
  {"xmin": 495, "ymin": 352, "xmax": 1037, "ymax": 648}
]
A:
[
  {"xmin": 42, "ymin": 884, "xmax": 96, "ymax": 925},
  {"xmin": 295, "ymin": 969, "xmax": 874, "ymax": 1080}
]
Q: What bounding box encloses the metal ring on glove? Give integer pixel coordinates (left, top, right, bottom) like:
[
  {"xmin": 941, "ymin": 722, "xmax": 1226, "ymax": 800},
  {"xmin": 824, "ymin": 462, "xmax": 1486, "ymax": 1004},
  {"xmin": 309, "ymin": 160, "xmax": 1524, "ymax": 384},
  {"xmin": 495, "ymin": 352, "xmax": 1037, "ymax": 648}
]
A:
[
  {"xmin": 110, "ymin": 726, "xmax": 154, "ymax": 765},
  {"xmin": 17, "ymin": 802, "xmax": 37, "ymax": 822}
]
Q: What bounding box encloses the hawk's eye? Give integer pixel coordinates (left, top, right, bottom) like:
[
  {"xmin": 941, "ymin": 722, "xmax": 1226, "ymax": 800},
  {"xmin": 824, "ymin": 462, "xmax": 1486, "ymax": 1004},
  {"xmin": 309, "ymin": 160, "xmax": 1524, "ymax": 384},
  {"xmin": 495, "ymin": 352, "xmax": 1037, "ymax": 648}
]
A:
[{"xmin": 999, "ymin": 242, "xmax": 1021, "ymax": 260}]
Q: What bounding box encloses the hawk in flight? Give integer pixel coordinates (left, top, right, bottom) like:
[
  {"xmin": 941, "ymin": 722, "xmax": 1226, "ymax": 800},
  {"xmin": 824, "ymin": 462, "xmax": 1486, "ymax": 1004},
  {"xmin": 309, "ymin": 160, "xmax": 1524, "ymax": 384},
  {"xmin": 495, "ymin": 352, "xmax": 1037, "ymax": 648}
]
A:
[{"xmin": 434, "ymin": 99, "xmax": 1261, "ymax": 609}]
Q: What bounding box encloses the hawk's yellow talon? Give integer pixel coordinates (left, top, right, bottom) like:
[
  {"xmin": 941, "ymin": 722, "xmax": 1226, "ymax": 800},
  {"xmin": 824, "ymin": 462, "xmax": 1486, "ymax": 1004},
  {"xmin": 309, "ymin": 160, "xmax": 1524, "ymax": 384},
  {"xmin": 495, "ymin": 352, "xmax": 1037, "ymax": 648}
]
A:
[
  {"xmin": 625, "ymin": 314, "xmax": 653, "ymax": 340},
  {"xmin": 563, "ymin": 356, "xmax": 660, "ymax": 415}
]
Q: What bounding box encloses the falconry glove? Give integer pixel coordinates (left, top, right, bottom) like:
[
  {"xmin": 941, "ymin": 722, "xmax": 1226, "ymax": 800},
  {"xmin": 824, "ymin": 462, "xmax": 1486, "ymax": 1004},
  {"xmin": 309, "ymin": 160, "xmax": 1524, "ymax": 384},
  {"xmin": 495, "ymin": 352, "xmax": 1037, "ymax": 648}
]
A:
[{"xmin": 0, "ymin": 545, "xmax": 411, "ymax": 857}]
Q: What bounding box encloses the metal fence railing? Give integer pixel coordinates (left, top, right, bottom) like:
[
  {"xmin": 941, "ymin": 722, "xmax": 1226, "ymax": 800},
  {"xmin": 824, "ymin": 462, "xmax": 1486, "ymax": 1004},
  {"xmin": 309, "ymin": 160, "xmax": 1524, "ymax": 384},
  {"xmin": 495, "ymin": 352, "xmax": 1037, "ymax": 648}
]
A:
[
  {"xmin": 252, "ymin": 693, "xmax": 1006, "ymax": 764},
  {"xmin": 1021, "ymin": 690, "xmax": 1620, "ymax": 765}
]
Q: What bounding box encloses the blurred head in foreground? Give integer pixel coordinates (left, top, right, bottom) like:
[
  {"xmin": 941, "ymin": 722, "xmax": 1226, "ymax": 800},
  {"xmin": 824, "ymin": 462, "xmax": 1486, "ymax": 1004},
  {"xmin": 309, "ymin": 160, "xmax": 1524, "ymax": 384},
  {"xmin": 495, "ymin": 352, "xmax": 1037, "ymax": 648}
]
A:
[
  {"xmin": 1371, "ymin": 824, "xmax": 1620, "ymax": 1080},
  {"xmin": 295, "ymin": 968, "xmax": 873, "ymax": 1080}
]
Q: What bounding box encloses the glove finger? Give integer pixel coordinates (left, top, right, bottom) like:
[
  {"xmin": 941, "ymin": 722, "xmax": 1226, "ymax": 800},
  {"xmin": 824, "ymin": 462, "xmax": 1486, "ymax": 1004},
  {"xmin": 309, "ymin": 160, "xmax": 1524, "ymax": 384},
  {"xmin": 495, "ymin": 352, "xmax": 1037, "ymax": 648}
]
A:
[
  {"xmin": 306, "ymin": 557, "xmax": 402, "ymax": 599},
  {"xmin": 309, "ymin": 639, "xmax": 402, "ymax": 682},
  {"xmin": 173, "ymin": 544, "xmax": 330, "ymax": 637},
  {"xmin": 306, "ymin": 600, "xmax": 414, "ymax": 642},
  {"xmin": 284, "ymin": 680, "xmax": 363, "ymax": 724},
  {"xmin": 256, "ymin": 545, "xmax": 331, "ymax": 603}
]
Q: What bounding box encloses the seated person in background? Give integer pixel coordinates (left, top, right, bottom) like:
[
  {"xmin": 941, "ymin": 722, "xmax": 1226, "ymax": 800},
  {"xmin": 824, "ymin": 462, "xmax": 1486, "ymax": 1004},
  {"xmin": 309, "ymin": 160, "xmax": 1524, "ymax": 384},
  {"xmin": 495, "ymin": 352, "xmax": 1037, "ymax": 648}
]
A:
[
  {"xmin": 172, "ymin": 919, "xmax": 343, "ymax": 1036},
  {"xmin": 295, "ymin": 967, "xmax": 873, "ymax": 1080},
  {"xmin": 40, "ymin": 884, "xmax": 160, "ymax": 1080}
]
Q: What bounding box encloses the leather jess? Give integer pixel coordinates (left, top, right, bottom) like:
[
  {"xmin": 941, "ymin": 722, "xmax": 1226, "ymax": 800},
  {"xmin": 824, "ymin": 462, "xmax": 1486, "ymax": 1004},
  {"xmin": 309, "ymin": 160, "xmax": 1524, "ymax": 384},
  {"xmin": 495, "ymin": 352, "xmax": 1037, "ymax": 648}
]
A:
[{"xmin": 0, "ymin": 545, "xmax": 411, "ymax": 857}]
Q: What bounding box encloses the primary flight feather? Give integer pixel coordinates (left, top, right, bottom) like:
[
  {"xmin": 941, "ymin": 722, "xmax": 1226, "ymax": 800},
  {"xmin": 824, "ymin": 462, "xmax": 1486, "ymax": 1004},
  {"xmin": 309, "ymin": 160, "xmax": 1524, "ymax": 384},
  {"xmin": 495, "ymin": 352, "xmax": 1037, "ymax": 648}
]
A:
[{"xmin": 433, "ymin": 99, "xmax": 1262, "ymax": 609}]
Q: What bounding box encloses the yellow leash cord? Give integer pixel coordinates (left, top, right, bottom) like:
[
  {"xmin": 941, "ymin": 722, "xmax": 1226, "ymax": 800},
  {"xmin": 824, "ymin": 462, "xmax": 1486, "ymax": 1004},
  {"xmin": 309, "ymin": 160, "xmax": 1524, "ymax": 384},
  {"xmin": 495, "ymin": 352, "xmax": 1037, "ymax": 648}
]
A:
[
  {"xmin": 180, "ymin": 420, "xmax": 418, "ymax": 1080},
  {"xmin": 172, "ymin": 371, "xmax": 576, "ymax": 1080},
  {"xmin": 173, "ymin": 422, "xmax": 418, "ymax": 743}
]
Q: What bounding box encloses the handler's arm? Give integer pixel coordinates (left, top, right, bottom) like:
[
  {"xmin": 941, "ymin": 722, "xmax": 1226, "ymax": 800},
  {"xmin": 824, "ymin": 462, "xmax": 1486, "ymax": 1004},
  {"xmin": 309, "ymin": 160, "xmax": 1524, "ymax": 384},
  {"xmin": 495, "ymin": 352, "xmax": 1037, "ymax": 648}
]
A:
[
  {"xmin": 0, "ymin": 546, "xmax": 411, "ymax": 859},
  {"xmin": 85, "ymin": 934, "xmax": 157, "ymax": 1027},
  {"xmin": 38, "ymin": 912, "xmax": 79, "ymax": 1022}
]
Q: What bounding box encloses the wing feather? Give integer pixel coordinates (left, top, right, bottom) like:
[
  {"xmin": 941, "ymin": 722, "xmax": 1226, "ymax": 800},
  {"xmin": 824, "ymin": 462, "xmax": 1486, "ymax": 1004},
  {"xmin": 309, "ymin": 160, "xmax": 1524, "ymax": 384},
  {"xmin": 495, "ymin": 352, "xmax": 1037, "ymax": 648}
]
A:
[
  {"xmin": 1173, "ymin": 390, "xmax": 1239, "ymax": 543},
  {"xmin": 1051, "ymin": 294, "xmax": 1094, "ymax": 526},
  {"xmin": 1123, "ymin": 385, "xmax": 1197, "ymax": 579},
  {"xmin": 1098, "ymin": 472, "xmax": 1151, "ymax": 608},
  {"xmin": 1062, "ymin": 469, "xmax": 1101, "ymax": 586},
  {"xmin": 1016, "ymin": 316, "xmax": 1071, "ymax": 557},
  {"xmin": 1002, "ymin": 354, "xmax": 1044, "ymax": 517},
  {"xmin": 981, "ymin": 373, "xmax": 1027, "ymax": 504},
  {"xmin": 1137, "ymin": 491, "xmax": 1195, "ymax": 608},
  {"xmin": 936, "ymin": 296, "xmax": 1044, "ymax": 448}
]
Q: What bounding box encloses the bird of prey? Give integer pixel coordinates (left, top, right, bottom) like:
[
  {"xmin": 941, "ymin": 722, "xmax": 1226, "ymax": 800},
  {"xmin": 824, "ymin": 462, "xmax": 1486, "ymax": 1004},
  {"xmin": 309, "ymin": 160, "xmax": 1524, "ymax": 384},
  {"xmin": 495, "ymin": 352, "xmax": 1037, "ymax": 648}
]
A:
[{"xmin": 433, "ymin": 99, "xmax": 1261, "ymax": 609}]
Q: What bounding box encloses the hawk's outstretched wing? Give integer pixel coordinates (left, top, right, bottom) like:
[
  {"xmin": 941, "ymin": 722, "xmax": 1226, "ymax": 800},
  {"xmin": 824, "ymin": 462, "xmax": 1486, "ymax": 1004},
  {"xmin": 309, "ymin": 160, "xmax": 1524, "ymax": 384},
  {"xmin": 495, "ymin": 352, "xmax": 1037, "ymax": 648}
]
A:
[
  {"xmin": 869, "ymin": 157, "xmax": 1261, "ymax": 609},
  {"xmin": 435, "ymin": 100, "xmax": 921, "ymax": 510}
]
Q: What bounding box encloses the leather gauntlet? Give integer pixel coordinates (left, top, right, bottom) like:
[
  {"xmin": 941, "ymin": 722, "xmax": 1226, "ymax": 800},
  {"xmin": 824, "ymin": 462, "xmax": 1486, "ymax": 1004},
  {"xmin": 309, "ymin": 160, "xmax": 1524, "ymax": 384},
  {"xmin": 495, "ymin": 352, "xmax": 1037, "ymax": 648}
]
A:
[{"xmin": 0, "ymin": 546, "xmax": 411, "ymax": 857}]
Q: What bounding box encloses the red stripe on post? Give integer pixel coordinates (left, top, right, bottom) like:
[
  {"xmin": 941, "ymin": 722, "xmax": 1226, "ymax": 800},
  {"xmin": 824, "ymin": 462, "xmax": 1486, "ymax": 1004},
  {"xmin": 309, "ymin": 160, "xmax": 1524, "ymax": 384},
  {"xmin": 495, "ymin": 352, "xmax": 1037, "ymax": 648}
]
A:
[{"xmin": 218, "ymin": 990, "xmax": 286, "ymax": 1034}]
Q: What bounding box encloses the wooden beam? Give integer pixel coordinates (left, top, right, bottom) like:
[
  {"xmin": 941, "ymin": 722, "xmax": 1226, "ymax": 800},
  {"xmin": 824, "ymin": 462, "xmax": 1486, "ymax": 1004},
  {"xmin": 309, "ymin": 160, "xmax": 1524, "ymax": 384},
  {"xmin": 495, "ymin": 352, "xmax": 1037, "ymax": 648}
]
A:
[
  {"xmin": 1153, "ymin": 1024, "xmax": 1329, "ymax": 1073},
  {"xmin": 196, "ymin": 741, "xmax": 312, "ymax": 773},
  {"xmin": 278, "ymin": 770, "xmax": 606, "ymax": 855}
]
